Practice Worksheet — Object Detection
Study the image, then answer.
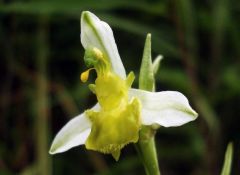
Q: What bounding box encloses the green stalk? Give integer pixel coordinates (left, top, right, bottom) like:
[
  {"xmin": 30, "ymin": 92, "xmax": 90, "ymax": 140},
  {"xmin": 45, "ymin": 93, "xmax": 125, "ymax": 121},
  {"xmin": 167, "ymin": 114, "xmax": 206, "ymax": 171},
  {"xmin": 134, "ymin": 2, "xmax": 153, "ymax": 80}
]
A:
[
  {"xmin": 136, "ymin": 34, "xmax": 160, "ymax": 175},
  {"xmin": 135, "ymin": 127, "xmax": 160, "ymax": 175},
  {"xmin": 35, "ymin": 16, "xmax": 51, "ymax": 175}
]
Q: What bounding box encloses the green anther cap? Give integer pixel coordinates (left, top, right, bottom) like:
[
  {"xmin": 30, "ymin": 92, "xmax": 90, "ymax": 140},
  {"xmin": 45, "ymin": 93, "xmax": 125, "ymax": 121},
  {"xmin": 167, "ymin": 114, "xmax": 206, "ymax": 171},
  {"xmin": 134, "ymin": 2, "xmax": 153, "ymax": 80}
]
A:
[{"xmin": 84, "ymin": 47, "xmax": 104, "ymax": 68}]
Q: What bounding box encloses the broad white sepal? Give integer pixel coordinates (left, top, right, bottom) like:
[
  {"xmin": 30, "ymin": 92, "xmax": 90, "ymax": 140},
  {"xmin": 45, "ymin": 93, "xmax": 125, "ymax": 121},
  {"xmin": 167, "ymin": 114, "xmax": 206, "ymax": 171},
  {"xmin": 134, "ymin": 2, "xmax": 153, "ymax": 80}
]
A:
[
  {"xmin": 49, "ymin": 104, "xmax": 100, "ymax": 154},
  {"xmin": 81, "ymin": 11, "xmax": 126, "ymax": 79},
  {"xmin": 129, "ymin": 88, "xmax": 198, "ymax": 127}
]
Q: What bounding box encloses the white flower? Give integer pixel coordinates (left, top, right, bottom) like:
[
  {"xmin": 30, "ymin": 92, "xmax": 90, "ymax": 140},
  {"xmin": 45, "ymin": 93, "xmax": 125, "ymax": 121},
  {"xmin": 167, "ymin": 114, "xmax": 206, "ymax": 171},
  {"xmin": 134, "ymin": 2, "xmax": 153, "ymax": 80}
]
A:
[{"xmin": 49, "ymin": 11, "xmax": 198, "ymax": 160}]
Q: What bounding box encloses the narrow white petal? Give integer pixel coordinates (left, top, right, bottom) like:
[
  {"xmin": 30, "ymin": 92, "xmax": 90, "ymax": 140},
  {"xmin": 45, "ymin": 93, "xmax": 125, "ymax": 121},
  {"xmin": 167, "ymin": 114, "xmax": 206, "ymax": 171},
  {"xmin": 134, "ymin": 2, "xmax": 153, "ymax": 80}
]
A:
[
  {"xmin": 81, "ymin": 11, "xmax": 126, "ymax": 78},
  {"xmin": 49, "ymin": 104, "xmax": 100, "ymax": 154},
  {"xmin": 129, "ymin": 89, "xmax": 198, "ymax": 127}
]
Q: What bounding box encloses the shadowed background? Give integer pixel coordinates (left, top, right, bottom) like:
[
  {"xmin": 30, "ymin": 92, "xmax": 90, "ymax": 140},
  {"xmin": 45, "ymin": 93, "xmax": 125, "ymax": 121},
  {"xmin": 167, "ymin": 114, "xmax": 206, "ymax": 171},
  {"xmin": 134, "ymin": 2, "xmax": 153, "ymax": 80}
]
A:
[{"xmin": 0, "ymin": 0, "xmax": 240, "ymax": 174}]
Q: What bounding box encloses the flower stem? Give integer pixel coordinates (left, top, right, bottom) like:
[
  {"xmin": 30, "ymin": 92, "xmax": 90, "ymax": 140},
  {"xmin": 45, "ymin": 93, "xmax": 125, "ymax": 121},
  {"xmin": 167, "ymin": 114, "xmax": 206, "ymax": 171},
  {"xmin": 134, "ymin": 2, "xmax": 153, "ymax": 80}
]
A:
[
  {"xmin": 135, "ymin": 126, "xmax": 160, "ymax": 175},
  {"xmin": 137, "ymin": 33, "xmax": 161, "ymax": 175}
]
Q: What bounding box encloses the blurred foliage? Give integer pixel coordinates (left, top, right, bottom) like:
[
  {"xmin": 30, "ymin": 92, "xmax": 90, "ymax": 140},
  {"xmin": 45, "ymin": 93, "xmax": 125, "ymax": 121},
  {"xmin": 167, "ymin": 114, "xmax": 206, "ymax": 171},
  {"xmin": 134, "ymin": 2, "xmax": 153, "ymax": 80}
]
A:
[{"xmin": 0, "ymin": 0, "xmax": 240, "ymax": 174}]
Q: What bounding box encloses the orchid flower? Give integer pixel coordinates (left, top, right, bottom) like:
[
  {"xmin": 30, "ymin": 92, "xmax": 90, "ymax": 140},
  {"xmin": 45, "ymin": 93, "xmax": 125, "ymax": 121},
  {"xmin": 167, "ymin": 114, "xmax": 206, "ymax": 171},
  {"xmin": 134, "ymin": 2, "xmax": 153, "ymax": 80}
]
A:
[{"xmin": 49, "ymin": 11, "xmax": 198, "ymax": 161}]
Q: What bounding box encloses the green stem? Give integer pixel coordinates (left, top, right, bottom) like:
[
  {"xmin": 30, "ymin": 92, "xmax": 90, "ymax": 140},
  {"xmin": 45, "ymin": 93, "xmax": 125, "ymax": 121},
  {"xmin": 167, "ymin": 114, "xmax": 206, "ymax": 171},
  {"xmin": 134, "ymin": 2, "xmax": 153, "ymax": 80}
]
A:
[
  {"xmin": 136, "ymin": 126, "xmax": 160, "ymax": 175},
  {"xmin": 137, "ymin": 33, "xmax": 161, "ymax": 175},
  {"xmin": 35, "ymin": 16, "xmax": 51, "ymax": 175}
]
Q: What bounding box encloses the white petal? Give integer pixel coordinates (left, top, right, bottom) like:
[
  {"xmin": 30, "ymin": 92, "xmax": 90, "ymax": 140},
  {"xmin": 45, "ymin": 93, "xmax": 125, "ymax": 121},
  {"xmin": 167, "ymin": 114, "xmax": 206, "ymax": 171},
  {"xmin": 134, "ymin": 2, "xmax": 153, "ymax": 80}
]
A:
[
  {"xmin": 129, "ymin": 89, "xmax": 198, "ymax": 127},
  {"xmin": 49, "ymin": 104, "xmax": 100, "ymax": 154},
  {"xmin": 81, "ymin": 11, "xmax": 126, "ymax": 78}
]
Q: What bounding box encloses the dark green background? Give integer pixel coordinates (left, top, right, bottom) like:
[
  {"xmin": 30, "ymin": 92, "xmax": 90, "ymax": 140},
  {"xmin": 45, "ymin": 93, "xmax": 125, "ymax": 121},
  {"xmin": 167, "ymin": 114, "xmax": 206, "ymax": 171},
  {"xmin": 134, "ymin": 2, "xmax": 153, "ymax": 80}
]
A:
[{"xmin": 0, "ymin": 0, "xmax": 239, "ymax": 174}]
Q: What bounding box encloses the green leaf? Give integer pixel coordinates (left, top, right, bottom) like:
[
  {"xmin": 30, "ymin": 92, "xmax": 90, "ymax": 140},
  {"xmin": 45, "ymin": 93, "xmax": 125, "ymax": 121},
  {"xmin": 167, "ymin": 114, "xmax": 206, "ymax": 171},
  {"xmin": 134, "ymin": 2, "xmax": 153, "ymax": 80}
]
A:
[
  {"xmin": 221, "ymin": 142, "xmax": 233, "ymax": 175},
  {"xmin": 139, "ymin": 34, "xmax": 154, "ymax": 91},
  {"xmin": 0, "ymin": 0, "xmax": 167, "ymax": 16}
]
